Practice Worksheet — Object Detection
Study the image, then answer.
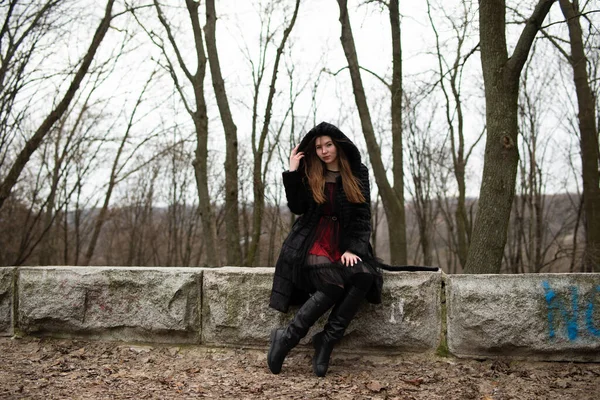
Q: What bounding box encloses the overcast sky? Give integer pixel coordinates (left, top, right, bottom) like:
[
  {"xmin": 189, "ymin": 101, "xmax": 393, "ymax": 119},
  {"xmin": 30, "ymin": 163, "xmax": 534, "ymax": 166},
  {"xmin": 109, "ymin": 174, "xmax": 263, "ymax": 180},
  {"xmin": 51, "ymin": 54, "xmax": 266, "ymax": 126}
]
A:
[{"xmin": 55, "ymin": 0, "xmax": 585, "ymax": 205}]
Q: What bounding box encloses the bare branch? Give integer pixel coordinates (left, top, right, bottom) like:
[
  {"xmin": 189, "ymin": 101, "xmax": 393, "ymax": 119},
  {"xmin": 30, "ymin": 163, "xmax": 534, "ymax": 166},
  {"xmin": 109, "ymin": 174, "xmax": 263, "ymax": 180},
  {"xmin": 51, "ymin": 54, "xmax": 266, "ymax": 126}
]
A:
[
  {"xmin": 541, "ymin": 9, "xmax": 600, "ymax": 29},
  {"xmin": 507, "ymin": 0, "xmax": 557, "ymax": 81},
  {"xmin": 324, "ymin": 65, "xmax": 391, "ymax": 90}
]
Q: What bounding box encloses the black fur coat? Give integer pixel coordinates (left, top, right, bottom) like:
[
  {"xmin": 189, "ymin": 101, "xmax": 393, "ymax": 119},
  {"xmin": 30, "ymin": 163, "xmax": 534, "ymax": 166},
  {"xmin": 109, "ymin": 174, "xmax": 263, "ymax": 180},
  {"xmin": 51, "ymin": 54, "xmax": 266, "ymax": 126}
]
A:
[{"xmin": 269, "ymin": 122, "xmax": 383, "ymax": 313}]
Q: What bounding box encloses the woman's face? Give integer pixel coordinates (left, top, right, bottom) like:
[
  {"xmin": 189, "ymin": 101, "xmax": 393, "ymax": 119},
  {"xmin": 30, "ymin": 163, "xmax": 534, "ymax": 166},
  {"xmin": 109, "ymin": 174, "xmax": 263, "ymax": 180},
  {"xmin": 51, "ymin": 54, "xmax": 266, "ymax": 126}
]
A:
[{"xmin": 314, "ymin": 135, "xmax": 338, "ymax": 165}]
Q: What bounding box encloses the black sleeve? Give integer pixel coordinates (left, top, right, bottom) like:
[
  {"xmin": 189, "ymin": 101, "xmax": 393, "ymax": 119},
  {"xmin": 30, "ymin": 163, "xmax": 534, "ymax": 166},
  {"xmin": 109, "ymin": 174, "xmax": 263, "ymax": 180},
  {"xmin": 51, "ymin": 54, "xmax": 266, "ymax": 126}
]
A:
[
  {"xmin": 282, "ymin": 170, "xmax": 309, "ymax": 215},
  {"xmin": 345, "ymin": 164, "xmax": 372, "ymax": 257}
]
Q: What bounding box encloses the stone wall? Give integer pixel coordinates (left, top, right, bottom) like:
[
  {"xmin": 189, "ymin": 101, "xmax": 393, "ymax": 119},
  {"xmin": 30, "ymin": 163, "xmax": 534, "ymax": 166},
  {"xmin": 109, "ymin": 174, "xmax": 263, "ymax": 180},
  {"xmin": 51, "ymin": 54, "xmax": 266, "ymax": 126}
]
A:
[
  {"xmin": 0, "ymin": 267, "xmax": 15, "ymax": 336},
  {"xmin": 446, "ymin": 274, "xmax": 600, "ymax": 362},
  {"xmin": 1, "ymin": 266, "xmax": 599, "ymax": 361},
  {"xmin": 17, "ymin": 267, "xmax": 202, "ymax": 344},
  {"xmin": 201, "ymin": 267, "xmax": 441, "ymax": 352}
]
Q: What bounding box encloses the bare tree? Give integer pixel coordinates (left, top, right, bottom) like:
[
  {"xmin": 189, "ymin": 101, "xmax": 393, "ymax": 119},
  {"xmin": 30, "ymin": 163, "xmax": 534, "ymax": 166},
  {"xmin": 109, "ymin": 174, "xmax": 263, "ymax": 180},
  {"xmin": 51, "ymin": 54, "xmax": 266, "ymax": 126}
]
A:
[
  {"xmin": 204, "ymin": 0, "xmax": 242, "ymax": 265},
  {"xmin": 265, "ymin": 180, "xmax": 283, "ymax": 268},
  {"xmin": 0, "ymin": 0, "xmax": 61, "ymax": 174},
  {"xmin": 336, "ymin": 0, "xmax": 409, "ymax": 264},
  {"xmin": 239, "ymin": 148, "xmax": 253, "ymax": 262},
  {"xmin": 0, "ymin": 0, "xmax": 116, "ymax": 211},
  {"xmin": 426, "ymin": 0, "xmax": 482, "ymax": 269},
  {"xmin": 245, "ymin": 0, "xmax": 301, "ymax": 267},
  {"xmin": 405, "ymin": 100, "xmax": 445, "ymax": 266},
  {"xmin": 83, "ymin": 71, "xmax": 158, "ymax": 265},
  {"xmin": 146, "ymin": 0, "xmax": 220, "ymax": 267},
  {"xmin": 388, "ymin": 0, "xmax": 408, "ymax": 264},
  {"xmin": 520, "ymin": 60, "xmax": 547, "ymax": 272},
  {"xmin": 36, "ymin": 62, "xmax": 113, "ymax": 266},
  {"xmin": 38, "ymin": 106, "xmax": 86, "ymax": 265},
  {"xmin": 505, "ymin": 53, "xmax": 554, "ymax": 273},
  {"xmin": 556, "ymin": 0, "xmax": 600, "ymax": 272},
  {"xmin": 163, "ymin": 133, "xmax": 203, "ymax": 267},
  {"xmin": 464, "ymin": 0, "xmax": 556, "ymax": 274}
]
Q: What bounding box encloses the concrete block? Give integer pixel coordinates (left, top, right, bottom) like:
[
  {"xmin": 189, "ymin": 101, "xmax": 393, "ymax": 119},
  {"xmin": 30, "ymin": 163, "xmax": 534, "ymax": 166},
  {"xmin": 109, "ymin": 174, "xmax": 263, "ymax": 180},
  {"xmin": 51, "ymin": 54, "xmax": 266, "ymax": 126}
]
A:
[
  {"xmin": 18, "ymin": 267, "xmax": 202, "ymax": 343},
  {"xmin": 202, "ymin": 267, "xmax": 288, "ymax": 347},
  {"xmin": 347, "ymin": 271, "xmax": 442, "ymax": 352},
  {"xmin": 202, "ymin": 267, "xmax": 442, "ymax": 352},
  {"xmin": 0, "ymin": 267, "xmax": 16, "ymax": 336},
  {"xmin": 446, "ymin": 274, "xmax": 600, "ymax": 361}
]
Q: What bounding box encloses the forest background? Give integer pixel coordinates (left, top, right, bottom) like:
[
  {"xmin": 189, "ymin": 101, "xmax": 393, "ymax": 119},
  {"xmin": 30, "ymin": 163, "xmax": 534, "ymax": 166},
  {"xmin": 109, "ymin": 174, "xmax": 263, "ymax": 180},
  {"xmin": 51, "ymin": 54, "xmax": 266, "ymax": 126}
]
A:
[{"xmin": 1, "ymin": 0, "xmax": 599, "ymax": 274}]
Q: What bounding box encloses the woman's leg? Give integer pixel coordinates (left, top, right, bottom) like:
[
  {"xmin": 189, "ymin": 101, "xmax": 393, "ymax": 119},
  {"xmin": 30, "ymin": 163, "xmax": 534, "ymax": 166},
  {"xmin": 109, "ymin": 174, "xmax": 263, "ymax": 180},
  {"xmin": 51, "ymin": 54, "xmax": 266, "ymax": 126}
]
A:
[
  {"xmin": 312, "ymin": 272, "xmax": 373, "ymax": 377},
  {"xmin": 268, "ymin": 286, "xmax": 343, "ymax": 375}
]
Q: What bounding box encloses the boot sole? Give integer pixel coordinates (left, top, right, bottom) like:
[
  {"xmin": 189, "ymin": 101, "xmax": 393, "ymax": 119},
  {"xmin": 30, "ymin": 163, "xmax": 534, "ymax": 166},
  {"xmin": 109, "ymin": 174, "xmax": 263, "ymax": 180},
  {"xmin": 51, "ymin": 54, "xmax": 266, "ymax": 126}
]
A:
[
  {"xmin": 312, "ymin": 334, "xmax": 331, "ymax": 378},
  {"xmin": 312, "ymin": 333, "xmax": 327, "ymax": 377},
  {"xmin": 267, "ymin": 328, "xmax": 281, "ymax": 374},
  {"xmin": 312, "ymin": 335, "xmax": 319, "ymax": 376}
]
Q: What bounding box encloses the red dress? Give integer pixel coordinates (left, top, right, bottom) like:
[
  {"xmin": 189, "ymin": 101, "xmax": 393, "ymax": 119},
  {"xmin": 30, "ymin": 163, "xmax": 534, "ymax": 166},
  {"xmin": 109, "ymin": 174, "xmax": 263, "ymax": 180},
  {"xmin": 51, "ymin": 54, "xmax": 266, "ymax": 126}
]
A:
[
  {"xmin": 307, "ymin": 181, "xmax": 341, "ymax": 263},
  {"xmin": 300, "ymin": 170, "xmax": 377, "ymax": 295}
]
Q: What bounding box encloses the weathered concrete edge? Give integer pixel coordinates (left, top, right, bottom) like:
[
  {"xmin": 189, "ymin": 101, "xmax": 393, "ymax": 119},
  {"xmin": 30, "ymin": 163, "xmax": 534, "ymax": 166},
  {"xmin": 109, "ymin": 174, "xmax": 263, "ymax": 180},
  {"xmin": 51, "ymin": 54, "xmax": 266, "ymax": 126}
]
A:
[
  {"xmin": 5, "ymin": 267, "xmax": 600, "ymax": 363},
  {"xmin": 445, "ymin": 273, "xmax": 600, "ymax": 362},
  {"xmin": 16, "ymin": 266, "xmax": 204, "ymax": 344},
  {"xmin": 12, "ymin": 267, "xmax": 17, "ymax": 337},
  {"xmin": 0, "ymin": 267, "xmax": 16, "ymax": 336},
  {"xmin": 200, "ymin": 267, "xmax": 443, "ymax": 353},
  {"xmin": 8, "ymin": 266, "xmax": 444, "ymax": 354}
]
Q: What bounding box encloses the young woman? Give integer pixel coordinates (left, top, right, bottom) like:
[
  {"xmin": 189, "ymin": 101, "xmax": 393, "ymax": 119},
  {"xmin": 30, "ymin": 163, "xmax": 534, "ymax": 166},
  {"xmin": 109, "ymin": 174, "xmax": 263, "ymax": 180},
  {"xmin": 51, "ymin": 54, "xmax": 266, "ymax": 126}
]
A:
[{"xmin": 267, "ymin": 122, "xmax": 383, "ymax": 377}]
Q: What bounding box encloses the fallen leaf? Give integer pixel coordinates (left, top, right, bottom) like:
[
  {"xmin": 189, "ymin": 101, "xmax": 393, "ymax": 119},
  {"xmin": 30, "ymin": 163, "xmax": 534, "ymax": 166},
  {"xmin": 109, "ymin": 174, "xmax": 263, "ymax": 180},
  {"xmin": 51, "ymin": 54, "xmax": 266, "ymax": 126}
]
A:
[
  {"xmin": 249, "ymin": 384, "xmax": 263, "ymax": 394},
  {"xmin": 403, "ymin": 377, "xmax": 424, "ymax": 387},
  {"xmin": 366, "ymin": 380, "xmax": 386, "ymax": 392},
  {"xmin": 129, "ymin": 346, "xmax": 151, "ymax": 354}
]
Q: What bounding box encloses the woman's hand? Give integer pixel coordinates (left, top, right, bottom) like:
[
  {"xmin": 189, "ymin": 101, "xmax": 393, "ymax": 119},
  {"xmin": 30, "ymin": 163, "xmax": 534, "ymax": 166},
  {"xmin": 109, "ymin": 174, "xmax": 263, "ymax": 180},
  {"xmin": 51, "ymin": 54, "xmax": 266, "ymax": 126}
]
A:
[
  {"xmin": 289, "ymin": 144, "xmax": 304, "ymax": 171},
  {"xmin": 341, "ymin": 251, "xmax": 361, "ymax": 267}
]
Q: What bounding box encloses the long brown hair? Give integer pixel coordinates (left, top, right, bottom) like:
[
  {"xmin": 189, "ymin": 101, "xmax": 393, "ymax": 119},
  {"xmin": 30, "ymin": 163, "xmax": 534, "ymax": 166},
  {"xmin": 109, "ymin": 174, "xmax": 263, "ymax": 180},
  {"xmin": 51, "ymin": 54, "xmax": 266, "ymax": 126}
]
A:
[{"xmin": 304, "ymin": 136, "xmax": 366, "ymax": 204}]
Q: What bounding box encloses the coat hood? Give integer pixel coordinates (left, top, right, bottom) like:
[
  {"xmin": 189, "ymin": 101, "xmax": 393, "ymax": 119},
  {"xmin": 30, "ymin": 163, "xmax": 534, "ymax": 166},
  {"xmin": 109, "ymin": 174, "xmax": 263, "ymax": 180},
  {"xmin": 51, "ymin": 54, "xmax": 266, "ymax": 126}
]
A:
[{"xmin": 297, "ymin": 122, "xmax": 362, "ymax": 172}]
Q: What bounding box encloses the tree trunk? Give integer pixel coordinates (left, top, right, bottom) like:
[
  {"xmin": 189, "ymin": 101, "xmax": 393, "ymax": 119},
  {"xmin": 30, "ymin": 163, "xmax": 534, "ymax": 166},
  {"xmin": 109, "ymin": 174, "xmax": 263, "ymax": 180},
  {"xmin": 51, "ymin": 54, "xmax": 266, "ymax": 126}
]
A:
[
  {"xmin": 464, "ymin": 0, "xmax": 555, "ymax": 274},
  {"xmin": 188, "ymin": 0, "xmax": 220, "ymax": 267},
  {"xmin": 371, "ymin": 194, "xmax": 381, "ymax": 258},
  {"xmin": 73, "ymin": 180, "xmax": 83, "ymax": 265},
  {"xmin": 186, "ymin": 0, "xmax": 220, "ymax": 266},
  {"xmin": 247, "ymin": 157, "xmax": 265, "ymax": 266},
  {"xmin": 153, "ymin": 0, "xmax": 221, "ymax": 266},
  {"xmin": 388, "ymin": 0, "xmax": 408, "ymax": 264},
  {"xmin": 337, "ymin": 0, "xmax": 407, "ymax": 264},
  {"xmin": 452, "ymin": 71, "xmax": 470, "ymax": 267},
  {"xmin": 0, "ymin": 0, "xmax": 115, "ymax": 211},
  {"xmin": 420, "ymin": 201, "xmax": 432, "ymax": 266},
  {"xmin": 455, "ymin": 163, "xmax": 469, "ymax": 267},
  {"xmin": 559, "ymin": 0, "xmax": 600, "ymax": 272},
  {"xmin": 204, "ymin": 0, "xmax": 242, "ymax": 266},
  {"xmin": 267, "ymin": 205, "xmax": 279, "ymax": 268}
]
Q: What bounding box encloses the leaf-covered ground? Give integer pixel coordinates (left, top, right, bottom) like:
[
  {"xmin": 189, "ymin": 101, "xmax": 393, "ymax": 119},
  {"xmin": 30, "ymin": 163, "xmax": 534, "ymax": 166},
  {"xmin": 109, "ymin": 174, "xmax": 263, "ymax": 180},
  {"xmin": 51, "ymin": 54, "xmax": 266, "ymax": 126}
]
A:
[{"xmin": 1, "ymin": 337, "xmax": 599, "ymax": 399}]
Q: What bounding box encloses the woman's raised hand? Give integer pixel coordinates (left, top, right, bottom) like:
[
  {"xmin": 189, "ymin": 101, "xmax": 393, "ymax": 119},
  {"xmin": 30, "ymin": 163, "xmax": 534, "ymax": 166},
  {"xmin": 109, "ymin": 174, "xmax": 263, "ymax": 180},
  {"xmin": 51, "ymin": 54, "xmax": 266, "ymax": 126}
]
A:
[
  {"xmin": 289, "ymin": 144, "xmax": 304, "ymax": 171},
  {"xmin": 341, "ymin": 251, "xmax": 361, "ymax": 267}
]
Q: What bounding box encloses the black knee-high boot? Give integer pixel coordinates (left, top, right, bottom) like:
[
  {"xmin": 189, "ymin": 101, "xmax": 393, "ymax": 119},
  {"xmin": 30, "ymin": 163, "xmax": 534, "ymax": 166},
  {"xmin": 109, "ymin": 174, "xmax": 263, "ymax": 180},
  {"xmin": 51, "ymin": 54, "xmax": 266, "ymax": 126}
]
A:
[
  {"xmin": 312, "ymin": 286, "xmax": 367, "ymax": 377},
  {"xmin": 268, "ymin": 291, "xmax": 335, "ymax": 374}
]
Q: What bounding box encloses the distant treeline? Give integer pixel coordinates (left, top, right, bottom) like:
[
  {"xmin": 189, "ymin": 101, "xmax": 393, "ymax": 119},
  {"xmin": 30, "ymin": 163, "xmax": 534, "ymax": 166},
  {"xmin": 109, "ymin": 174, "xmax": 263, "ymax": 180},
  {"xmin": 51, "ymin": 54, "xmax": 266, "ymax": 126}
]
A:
[{"xmin": 0, "ymin": 192, "xmax": 586, "ymax": 274}]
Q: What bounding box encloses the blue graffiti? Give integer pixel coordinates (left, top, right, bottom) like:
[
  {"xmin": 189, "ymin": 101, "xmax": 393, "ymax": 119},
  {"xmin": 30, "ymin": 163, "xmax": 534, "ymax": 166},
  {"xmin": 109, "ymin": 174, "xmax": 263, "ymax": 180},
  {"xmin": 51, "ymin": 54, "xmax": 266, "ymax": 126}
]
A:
[
  {"xmin": 542, "ymin": 281, "xmax": 579, "ymax": 340},
  {"xmin": 586, "ymin": 286, "xmax": 600, "ymax": 337},
  {"xmin": 542, "ymin": 281, "xmax": 600, "ymax": 340}
]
